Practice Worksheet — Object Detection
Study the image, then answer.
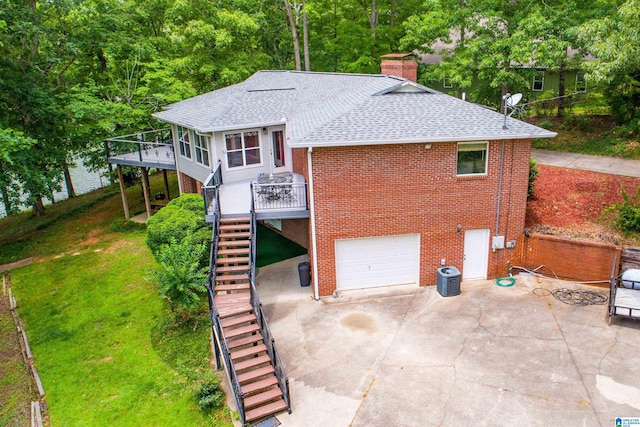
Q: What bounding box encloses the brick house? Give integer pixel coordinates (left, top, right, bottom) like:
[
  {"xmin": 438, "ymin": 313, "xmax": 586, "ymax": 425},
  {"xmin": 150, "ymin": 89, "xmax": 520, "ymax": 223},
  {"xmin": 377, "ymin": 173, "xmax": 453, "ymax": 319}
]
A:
[{"xmin": 152, "ymin": 57, "xmax": 556, "ymax": 299}]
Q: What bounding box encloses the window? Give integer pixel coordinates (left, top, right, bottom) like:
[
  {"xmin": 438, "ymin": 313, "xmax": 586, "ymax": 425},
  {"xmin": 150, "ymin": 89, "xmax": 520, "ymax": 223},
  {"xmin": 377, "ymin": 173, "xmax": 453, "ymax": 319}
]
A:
[
  {"xmin": 443, "ymin": 77, "xmax": 453, "ymax": 88},
  {"xmin": 225, "ymin": 131, "xmax": 261, "ymax": 168},
  {"xmin": 176, "ymin": 126, "xmax": 191, "ymax": 159},
  {"xmin": 457, "ymin": 142, "xmax": 488, "ymax": 175},
  {"xmin": 576, "ymin": 72, "xmax": 586, "ymax": 92},
  {"xmin": 194, "ymin": 134, "xmax": 210, "ymax": 167},
  {"xmin": 532, "ymin": 73, "xmax": 544, "ymax": 91}
]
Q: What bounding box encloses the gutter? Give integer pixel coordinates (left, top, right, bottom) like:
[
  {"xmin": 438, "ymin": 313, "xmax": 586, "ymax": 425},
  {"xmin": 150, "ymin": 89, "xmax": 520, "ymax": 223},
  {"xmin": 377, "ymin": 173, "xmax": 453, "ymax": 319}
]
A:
[{"xmin": 289, "ymin": 132, "xmax": 557, "ymax": 149}]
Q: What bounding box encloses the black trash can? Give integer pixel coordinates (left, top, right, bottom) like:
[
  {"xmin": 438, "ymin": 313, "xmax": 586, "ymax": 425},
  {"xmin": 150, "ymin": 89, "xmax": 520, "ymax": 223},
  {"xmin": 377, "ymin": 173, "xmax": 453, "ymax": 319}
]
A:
[
  {"xmin": 298, "ymin": 262, "xmax": 311, "ymax": 287},
  {"xmin": 437, "ymin": 266, "xmax": 461, "ymax": 297}
]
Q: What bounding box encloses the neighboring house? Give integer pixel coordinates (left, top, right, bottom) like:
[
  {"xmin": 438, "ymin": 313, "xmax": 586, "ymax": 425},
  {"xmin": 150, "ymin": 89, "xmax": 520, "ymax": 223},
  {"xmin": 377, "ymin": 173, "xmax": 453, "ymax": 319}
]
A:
[
  {"xmin": 420, "ymin": 35, "xmax": 592, "ymax": 100},
  {"xmin": 149, "ymin": 56, "xmax": 555, "ymax": 298}
]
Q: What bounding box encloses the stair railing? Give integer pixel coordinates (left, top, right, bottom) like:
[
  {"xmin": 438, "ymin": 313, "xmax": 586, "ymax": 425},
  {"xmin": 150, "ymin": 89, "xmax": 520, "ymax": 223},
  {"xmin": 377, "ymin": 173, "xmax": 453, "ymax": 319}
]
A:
[
  {"xmin": 206, "ymin": 211, "xmax": 248, "ymax": 425},
  {"xmin": 207, "ymin": 298, "xmax": 247, "ymax": 424},
  {"xmin": 247, "ymin": 195, "xmax": 292, "ymax": 414}
]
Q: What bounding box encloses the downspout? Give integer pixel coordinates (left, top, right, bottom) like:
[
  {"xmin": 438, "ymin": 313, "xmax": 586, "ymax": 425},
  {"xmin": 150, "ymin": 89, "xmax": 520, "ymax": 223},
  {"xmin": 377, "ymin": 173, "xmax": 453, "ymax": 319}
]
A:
[
  {"xmin": 307, "ymin": 146, "xmax": 320, "ymax": 301},
  {"xmin": 495, "ymin": 140, "xmax": 505, "ymax": 239}
]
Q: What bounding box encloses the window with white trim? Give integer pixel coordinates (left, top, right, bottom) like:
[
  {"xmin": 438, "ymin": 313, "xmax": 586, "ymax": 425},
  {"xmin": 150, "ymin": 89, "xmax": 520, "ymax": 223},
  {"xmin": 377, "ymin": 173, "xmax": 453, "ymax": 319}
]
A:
[
  {"xmin": 176, "ymin": 126, "xmax": 191, "ymax": 159},
  {"xmin": 443, "ymin": 77, "xmax": 453, "ymax": 88},
  {"xmin": 457, "ymin": 142, "xmax": 488, "ymax": 175},
  {"xmin": 194, "ymin": 134, "xmax": 210, "ymax": 167},
  {"xmin": 576, "ymin": 72, "xmax": 586, "ymax": 92},
  {"xmin": 532, "ymin": 73, "xmax": 544, "ymax": 91},
  {"xmin": 225, "ymin": 131, "xmax": 261, "ymax": 168}
]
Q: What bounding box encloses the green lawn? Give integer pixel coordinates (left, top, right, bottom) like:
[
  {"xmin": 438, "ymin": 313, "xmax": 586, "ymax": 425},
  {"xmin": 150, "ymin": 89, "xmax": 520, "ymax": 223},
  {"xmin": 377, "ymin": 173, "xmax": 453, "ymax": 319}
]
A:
[
  {"xmin": 2, "ymin": 171, "xmax": 232, "ymax": 426},
  {"xmin": 11, "ymin": 233, "xmax": 232, "ymax": 427},
  {"xmin": 529, "ymin": 115, "xmax": 640, "ymax": 160}
]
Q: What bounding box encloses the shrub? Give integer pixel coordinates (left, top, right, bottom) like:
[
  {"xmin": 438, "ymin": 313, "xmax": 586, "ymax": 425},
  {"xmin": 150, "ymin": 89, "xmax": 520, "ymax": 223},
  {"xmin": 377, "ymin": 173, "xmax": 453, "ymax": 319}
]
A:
[
  {"xmin": 528, "ymin": 157, "xmax": 539, "ymax": 199},
  {"xmin": 538, "ymin": 120, "xmax": 554, "ymax": 131},
  {"xmin": 148, "ymin": 236, "xmax": 208, "ymax": 319},
  {"xmin": 605, "ymin": 186, "xmax": 640, "ymax": 233},
  {"xmin": 145, "ymin": 194, "xmax": 211, "ymax": 266},
  {"xmin": 195, "ymin": 375, "xmax": 225, "ymax": 411}
]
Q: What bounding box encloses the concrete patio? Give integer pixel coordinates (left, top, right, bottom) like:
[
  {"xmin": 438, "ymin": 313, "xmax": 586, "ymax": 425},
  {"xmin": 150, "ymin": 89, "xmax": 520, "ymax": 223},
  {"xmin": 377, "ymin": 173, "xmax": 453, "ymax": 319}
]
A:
[{"xmin": 244, "ymin": 255, "xmax": 640, "ymax": 426}]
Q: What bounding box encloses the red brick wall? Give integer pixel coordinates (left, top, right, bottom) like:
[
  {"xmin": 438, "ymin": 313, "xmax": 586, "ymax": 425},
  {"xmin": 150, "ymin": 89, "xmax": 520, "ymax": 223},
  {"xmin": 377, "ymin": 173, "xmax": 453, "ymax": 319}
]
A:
[
  {"xmin": 180, "ymin": 172, "xmax": 199, "ymax": 194},
  {"xmin": 310, "ymin": 140, "xmax": 531, "ymax": 296},
  {"xmin": 381, "ymin": 59, "xmax": 418, "ymax": 82},
  {"xmin": 515, "ymin": 234, "xmax": 621, "ymax": 283},
  {"xmin": 281, "ymin": 218, "xmax": 310, "ymax": 249}
]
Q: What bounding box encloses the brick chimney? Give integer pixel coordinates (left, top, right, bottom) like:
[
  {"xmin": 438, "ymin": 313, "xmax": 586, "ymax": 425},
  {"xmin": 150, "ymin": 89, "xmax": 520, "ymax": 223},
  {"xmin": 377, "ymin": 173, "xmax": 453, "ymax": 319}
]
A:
[{"xmin": 380, "ymin": 53, "xmax": 418, "ymax": 83}]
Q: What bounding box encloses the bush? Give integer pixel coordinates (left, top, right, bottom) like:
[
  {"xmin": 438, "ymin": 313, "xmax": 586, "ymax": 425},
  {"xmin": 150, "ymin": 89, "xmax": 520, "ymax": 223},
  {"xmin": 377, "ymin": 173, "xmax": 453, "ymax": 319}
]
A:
[
  {"xmin": 148, "ymin": 236, "xmax": 208, "ymax": 319},
  {"xmin": 528, "ymin": 157, "xmax": 539, "ymax": 199},
  {"xmin": 145, "ymin": 194, "xmax": 211, "ymax": 266},
  {"xmin": 537, "ymin": 120, "xmax": 554, "ymax": 131},
  {"xmin": 605, "ymin": 186, "xmax": 640, "ymax": 233},
  {"xmin": 195, "ymin": 375, "xmax": 225, "ymax": 411}
]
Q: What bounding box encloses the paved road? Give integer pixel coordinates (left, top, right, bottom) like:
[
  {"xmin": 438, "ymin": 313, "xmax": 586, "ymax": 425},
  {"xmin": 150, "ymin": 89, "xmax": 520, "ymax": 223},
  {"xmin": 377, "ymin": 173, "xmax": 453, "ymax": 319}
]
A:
[{"xmin": 532, "ymin": 148, "xmax": 640, "ymax": 178}]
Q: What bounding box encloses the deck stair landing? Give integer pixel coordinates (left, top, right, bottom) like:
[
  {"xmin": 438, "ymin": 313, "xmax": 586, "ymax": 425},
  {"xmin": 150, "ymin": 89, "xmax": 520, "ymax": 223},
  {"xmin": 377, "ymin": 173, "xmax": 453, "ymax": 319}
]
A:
[{"xmin": 211, "ymin": 216, "xmax": 289, "ymax": 425}]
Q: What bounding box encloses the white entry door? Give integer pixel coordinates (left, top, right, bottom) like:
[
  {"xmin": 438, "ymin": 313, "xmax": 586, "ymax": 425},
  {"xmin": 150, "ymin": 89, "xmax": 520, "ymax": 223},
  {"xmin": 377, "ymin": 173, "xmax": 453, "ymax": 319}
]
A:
[
  {"xmin": 269, "ymin": 128, "xmax": 288, "ymax": 174},
  {"xmin": 463, "ymin": 229, "xmax": 490, "ymax": 280},
  {"xmin": 335, "ymin": 234, "xmax": 420, "ymax": 290}
]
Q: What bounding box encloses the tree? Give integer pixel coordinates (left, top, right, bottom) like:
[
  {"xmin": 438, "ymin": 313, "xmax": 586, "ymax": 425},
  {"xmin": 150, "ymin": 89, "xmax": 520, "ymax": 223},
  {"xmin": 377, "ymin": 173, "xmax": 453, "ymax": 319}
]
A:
[
  {"xmin": 401, "ymin": 0, "xmax": 603, "ymax": 109},
  {"xmin": 580, "ymin": 0, "xmax": 640, "ymax": 134}
]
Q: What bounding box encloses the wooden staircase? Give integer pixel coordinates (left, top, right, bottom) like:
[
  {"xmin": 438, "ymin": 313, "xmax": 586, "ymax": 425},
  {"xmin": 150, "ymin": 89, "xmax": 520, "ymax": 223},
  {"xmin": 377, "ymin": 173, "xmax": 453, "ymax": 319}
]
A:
[{"xmin": 212, "ymin": 216, "xmax": 289, "ymax": 425}]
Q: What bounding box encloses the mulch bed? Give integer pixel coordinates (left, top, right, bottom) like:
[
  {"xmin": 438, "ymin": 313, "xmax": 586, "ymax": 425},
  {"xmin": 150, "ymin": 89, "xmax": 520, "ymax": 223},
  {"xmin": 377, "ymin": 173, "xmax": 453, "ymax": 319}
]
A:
[{"xmin": 526, "ymin": 165, "xmax": 640, "ymax": 243}]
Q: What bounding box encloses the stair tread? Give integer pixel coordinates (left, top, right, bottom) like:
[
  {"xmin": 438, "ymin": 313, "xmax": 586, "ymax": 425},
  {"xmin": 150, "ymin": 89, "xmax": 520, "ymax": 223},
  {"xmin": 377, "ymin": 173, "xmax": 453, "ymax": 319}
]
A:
[
  {"xmin": 221, "ymin": 314, "xmax": 256, "ymax": 328},
  {"xmin": 231, "ymin": 344, "xmax": 267, "ymax": 360},
  {"xmin": 218, "ymin": 248, "xmax": 250, "ymax": 256},
  {"xmin": 245, "ymin": 398, "xmax": 288, "ymax": 423},
  {"xmin": 215, "ymin": 283, "xmax": 250, "ymax": 292},
  {"xmin": 224, "ymin": 323, "xmax": 259, "ymax": 339},
  {"xmin": 228, "ymin": 333, "xmax": 263, "ymax": 349},
  {"xmin": 241, "ymin": 376, "xmax": 279, "ymax": 395},
  {"xmin": 215, "ymin": 293, "xmax": 250, "ymax": 304},
  {"xmin": 216, "ymin": 256, "xmax": 250, "ymax": 265},
  {"xmin": 217, "ymin": 303, "xmax": 253, "ymax": 319},
  {"xmin": 220, "ymin": 216, "xmax": 251, "ymax": 223},
  {"xmin": 220, "ymin": 223, "xmax": 251, "ymax": 231},
  {"xmin": 217, "ymin": 265, "xmax": 249, "ymax": 273},
  {"xmin": 238, "ymin": 365, "xmax": 275, "ymax": 384},
  {"xmin": 215, "ymin": 273, "xmax": 249, "ymax": 282},
  {"xmin": 217, "ymin": 240, "xmax": 250, "ymax": 247},
  {"xmin": 219, "ymin": 231, "xmax": 251, "ymax": 238},
  {"xmin": 244, "ymin": 388, "xmax": 283, "ymax": 409},
  {"xmin": 234, "ymin": 354, "xmax": 271, "ymax": 371}
]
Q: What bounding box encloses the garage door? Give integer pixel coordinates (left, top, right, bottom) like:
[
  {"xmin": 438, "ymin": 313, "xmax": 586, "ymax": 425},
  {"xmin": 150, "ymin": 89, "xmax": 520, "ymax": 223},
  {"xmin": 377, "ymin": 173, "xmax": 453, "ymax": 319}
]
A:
[{"xmin": 335, "ymin": 234, "xmax": 420, "ymax": 290}]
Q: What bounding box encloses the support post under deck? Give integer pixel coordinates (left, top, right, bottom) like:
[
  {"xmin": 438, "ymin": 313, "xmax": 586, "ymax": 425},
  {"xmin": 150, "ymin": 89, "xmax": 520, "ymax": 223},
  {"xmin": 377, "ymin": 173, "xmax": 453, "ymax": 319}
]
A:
[
  {"xmin": 117, "ymin": 165, "xmax": 130, "ymax": 219},
  {"xmin": 141, "ymin": 167, "xmax": 152, "ymax": 218}
]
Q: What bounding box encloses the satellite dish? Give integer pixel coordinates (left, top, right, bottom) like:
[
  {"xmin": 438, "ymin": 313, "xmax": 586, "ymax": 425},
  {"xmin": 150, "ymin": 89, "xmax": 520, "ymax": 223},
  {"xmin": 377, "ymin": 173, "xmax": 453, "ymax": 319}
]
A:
[{"xmin": 505, "ymin": 93, "xmax": 522, "ymax": 108}]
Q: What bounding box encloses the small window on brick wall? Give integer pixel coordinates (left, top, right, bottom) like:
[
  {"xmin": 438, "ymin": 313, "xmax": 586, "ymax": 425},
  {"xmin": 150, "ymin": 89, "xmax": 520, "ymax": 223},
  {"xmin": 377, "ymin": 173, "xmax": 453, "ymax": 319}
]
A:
[{"xmin": 457, "ymin": 142, "xmax": 488, "ymax": 175}]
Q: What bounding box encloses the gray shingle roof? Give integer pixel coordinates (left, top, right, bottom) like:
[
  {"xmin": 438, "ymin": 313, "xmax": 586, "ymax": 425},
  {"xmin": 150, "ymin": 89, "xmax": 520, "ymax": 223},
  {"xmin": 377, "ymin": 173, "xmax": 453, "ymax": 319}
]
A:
[{"xmin": 152, "ymin": 70, "xmax": 555, "ymax": 146}]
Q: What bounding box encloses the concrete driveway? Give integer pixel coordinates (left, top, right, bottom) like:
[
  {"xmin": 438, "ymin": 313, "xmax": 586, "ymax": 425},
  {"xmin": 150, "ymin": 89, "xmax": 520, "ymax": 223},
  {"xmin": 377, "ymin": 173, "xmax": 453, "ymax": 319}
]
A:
[{"xmin": 254, "ymin": 256, "xmax": 640, "ymax": 427}]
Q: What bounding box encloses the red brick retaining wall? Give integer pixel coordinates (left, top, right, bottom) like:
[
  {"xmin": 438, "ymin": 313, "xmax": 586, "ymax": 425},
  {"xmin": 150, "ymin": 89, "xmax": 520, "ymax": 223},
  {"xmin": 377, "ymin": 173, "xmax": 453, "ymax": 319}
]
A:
[{"xmin": 515, "ymin": 233, "xmax": 621, "ymax": 283}]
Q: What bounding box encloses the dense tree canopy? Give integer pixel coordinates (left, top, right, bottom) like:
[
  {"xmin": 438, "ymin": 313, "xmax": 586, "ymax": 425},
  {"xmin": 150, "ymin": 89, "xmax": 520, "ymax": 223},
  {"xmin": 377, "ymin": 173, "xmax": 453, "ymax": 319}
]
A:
[{"xmin": 0, "ymin": 0, "xmax": 637, "ymax": 216}]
